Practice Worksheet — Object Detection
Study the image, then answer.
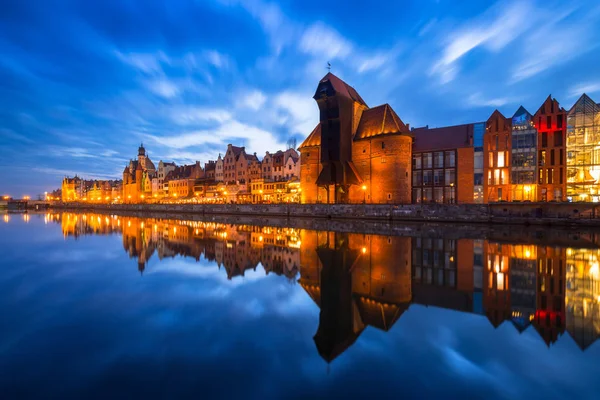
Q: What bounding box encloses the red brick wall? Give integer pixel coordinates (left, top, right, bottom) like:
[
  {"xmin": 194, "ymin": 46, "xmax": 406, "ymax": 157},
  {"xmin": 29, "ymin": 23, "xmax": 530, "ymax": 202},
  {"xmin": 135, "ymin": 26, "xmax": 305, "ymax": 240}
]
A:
[
  {"xmin": 351, "ymin": 135, "xmax": 412, "ymax": 204},
  {"xmin": 457, "ymin": 147, "xmax": 474, "ymax": 203}
]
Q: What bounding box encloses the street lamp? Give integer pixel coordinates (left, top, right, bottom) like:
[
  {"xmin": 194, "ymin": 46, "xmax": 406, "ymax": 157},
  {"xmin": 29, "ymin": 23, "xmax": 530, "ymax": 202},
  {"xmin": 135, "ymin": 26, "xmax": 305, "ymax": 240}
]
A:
[{"xmin": 361, "ymin": 185, "xmax": 367, "ymax": 204}]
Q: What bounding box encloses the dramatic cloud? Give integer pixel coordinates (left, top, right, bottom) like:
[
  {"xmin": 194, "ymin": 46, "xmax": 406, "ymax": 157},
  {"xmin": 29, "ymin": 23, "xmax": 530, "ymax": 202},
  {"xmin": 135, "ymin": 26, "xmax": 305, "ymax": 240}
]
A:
[{"xmin": 1, "ymin": 0, "xmax": 600, "ymax": 195}]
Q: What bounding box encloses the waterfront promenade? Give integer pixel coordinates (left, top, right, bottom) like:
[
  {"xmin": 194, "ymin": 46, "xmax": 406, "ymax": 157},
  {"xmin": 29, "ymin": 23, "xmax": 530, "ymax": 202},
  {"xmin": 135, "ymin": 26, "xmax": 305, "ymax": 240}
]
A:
[{"xmin": 50, "ymin": 201, "xmax": 600, "ymax": 227}]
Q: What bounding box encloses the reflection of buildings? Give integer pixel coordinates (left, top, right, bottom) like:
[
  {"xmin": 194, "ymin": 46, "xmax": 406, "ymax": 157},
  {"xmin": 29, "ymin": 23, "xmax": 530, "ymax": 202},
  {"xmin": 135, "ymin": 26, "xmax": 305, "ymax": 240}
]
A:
[
  {"xmin": 52, "ymin": 213, "xmax": 600, "ymax": 359},
  {"xmin": 55, "ymin": 213, "xmax": 301, "ymax": 280}
]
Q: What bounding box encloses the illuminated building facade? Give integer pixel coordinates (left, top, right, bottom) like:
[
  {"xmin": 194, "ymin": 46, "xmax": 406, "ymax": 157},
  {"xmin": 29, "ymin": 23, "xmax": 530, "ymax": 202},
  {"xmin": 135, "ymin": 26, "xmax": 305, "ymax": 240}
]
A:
[
  {"xmin": 534, "ymin": 96, "xmax": 567, "ymax": 201},
  {"xmin": 566, "ymin": 94, "xmax": 600, "ymax": 201},
  {"xmin": 299, "ymin": 73, "xmax": 412, "ymax": 204},
  {"xmin": 484, "ymin": 110, "xmax": 512, "ymax": 202},
  {"xmin": 510, "ymin": 106, "xmax": 537, "ymax": 201}
]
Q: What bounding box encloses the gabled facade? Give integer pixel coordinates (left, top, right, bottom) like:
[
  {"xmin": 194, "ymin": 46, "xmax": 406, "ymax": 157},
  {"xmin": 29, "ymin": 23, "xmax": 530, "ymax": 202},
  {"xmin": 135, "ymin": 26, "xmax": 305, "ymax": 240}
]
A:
[
  {"xmin": 534, "ymin": 96, "xmax": 566, "ymax": 201},
  {"xmin": 484, "ymin": 110, "xmax": 512, "ymax": 202}
]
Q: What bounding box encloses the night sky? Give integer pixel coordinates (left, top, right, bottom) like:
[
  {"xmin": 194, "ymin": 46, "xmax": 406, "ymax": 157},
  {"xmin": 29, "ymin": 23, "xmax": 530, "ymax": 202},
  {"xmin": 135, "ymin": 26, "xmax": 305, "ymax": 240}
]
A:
[{"xmin": 1, "ymin": 0, "xmax": 600, "ymax": 197}]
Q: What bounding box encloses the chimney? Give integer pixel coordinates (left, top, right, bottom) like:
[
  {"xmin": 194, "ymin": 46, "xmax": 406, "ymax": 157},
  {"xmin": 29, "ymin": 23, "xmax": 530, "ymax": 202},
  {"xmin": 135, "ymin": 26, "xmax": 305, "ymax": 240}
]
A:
[{"xmin": 406, "ymin": 123, "xmax": 410, "ymax": 131}]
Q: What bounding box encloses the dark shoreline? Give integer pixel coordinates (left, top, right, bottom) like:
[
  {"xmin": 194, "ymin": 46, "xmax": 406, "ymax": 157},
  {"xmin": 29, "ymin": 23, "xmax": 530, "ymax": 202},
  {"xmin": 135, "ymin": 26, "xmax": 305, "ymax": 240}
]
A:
[
  {"xmin": 45, "ymin": 204, "xmax": 600, "ymax": 248},
  {"xmin": 48, "ymin": 202, "xmax": 600, "ymax": 227}
]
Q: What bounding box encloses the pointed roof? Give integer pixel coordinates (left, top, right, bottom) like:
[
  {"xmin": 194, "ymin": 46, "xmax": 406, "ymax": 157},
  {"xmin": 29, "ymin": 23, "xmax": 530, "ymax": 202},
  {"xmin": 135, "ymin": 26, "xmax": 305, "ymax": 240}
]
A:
[
  {"xmin": 568, "ymin": 93, "xmax": 600, "ymax": 115},
  {"xmin": 299, "ymin": 123, "xmax": 321, "ymax": 149},
  {"xmin": 123, "ymin": 166, "xmax": 130, "ymax": 174},
  {"xmin": 354, "ymin": 104, "xmax": 411, "ymax": 141},
  {"xmin": 512, "ymin": 105, "xmax": 531, "ymax": 118},
  {"xmin": 314, "ymin": 72, "xmax": 367, "ymax": 106},
  {"xmin": 354, "ymin": 295, "xmax": 408, "ymax": 331}
]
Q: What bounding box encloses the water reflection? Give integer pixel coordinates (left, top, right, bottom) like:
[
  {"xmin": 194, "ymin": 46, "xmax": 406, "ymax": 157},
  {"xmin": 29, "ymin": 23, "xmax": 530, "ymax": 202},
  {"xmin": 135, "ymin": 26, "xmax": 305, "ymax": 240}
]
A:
[{"xmin": 48, "ymin": 212, "xmax": 600, "ymax": 358}]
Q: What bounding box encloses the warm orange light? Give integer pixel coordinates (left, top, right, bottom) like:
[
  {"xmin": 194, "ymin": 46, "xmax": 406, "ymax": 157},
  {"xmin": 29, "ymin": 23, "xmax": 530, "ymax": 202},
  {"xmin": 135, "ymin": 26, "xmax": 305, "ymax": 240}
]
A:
[
  {"xmin": 361, "ymin": 185, "xmax": 367, "ymax": 191},
  {"xmin": 127, "ymin": 195, "xmax": 131, "ymax": 199},
  {"xmin": 361, "ymin": 247, "xmax": 367, "ymax": 254},
  {"xmin": 23, "ymin": 195, "xmax": 30, "ymax": 200},
  {"xmin": 195, "ymin": 192, "xmax": 199, "ymax": 196},
  {"xmin": 153, "ymin": 194, "xmax": 157, "ymax": 198},
  {"xmin": 140, "ymin": 194, "xmax": 145, "ymax": 199}
]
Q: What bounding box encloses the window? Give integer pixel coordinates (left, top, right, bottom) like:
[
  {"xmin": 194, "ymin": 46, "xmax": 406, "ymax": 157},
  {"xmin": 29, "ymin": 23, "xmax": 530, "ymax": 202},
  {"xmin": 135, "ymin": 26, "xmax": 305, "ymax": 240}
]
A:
[
  {"xmin": 539, "ymin": 150, "xmax": 546, "ymax": 166},
  {"xmin": 538, "ymin": 116, "xmax": 542, "ymax": 127},
  {"xmin": 423, "ymin": 170, "xmax": 433, "ymax": 185},
  {"xmin": 387, "ymin": 193, "xmax": 392, "ymax": 200},
  {"xmin": 542, "ymin": 132, "xmax": 548, "ymax": 147},
  {"xmin": 547, "ymin": 168, "xmax": 554, "ymax": 184},
  {"xmin": 489, "ymin": 152, "xmax": 494, "ymax": 168},
  {"xmin": 381, "ymin": 157, "xmax": 387, "ymax": 163},
  {"xmin": 546, "ymin": 116, "xmax": 552, "ymax": 129},
  {"xmin": 413, "ymin": 155, "xmax": 422, "ymax": 169},
  {"xmin": 474, "ymin": 152, "xmax": 483, "ymax": 169},
  {"xmin": 423, "ymin": 153, "xmax": 432, "ymax": 168},
  {"xmin": 538, "ymin": 169, "xmax": 543, "ymax": 184},
  {"xmin": 444, "ymin": 187, "xmax": 456, "ymax": 204},
  {"xmin": 434, "ymin": 152, "xmax": 444, "ymax": 168},
  {"xmin": 381, "ymin": 142, "xmax": 386, "ymax": 149},
  {"xmin": 434, "ymin": 169, "xmax": 444, "ymax": 186},
  {"xmin": 445, "ymin": 151, "xmax": 456, "ymax": 168},
  {"xmin": 488, "ymin": 170, "xmax": 492, "ymax": 185},
  {"xmin": 434, "ymin": 187, "xmax": 443, "ymax": 203},
  {"xmin": 412, "ymin": 171, "xmax": 422, "ymax": 186},
  {"xmin": 474, "ymin": 173, "xmax": 483, "ymax": 185},
  {"xmin": 554, "ymin": 131, "xmax": 563, "ymax": 146},
  {"xmin": 550, "ymin": 149, "xmax": 555, "ymax": 165},
  {"xmin": 445, "ymin": 169, "xmax": 456, "ymax": 185},
  {"xmin": 559, "ymin": 167, "xmax": 563, "ymax": 184},
  {"xmin": 412, "ymin": 188, "xmax": 422, "ymax": 203},
  {"xmin": 495, "ymin": 135, "xmax": 499, "ymax": 149},
  {"xmin": 557, "ymin": 114, "xmax": 563, "ymax": 129},
  {"xmin": 423, "ymin": 188, "xmax": 432, "ymax": 203},
  {"xmin": 501, "ymin": 169, "xmax": 506, "ymax": 185},
  {"xmin": 494, "ymin": 169, "xmax": 500, "ymax": 185},
  {"xmin": 497, "ymin": 152, "xmax": 505, "ymax": 168},
  {"xmin": 505, "ymin": 135, "xmax": 508, "ymax": 149}
]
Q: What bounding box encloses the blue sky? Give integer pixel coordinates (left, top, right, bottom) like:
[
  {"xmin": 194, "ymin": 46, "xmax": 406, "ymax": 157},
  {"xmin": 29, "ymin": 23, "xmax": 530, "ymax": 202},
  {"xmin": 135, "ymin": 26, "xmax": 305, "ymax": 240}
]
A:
[{"xmin": 1, "ymin": 0, "xmax": 600, "ymax": 197}]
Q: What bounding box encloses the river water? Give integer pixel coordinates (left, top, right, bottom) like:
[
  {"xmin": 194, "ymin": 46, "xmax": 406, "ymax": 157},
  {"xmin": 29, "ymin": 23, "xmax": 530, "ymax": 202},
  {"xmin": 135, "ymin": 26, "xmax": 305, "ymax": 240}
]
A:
[{"xmin": 1, "ymin": 212, "xmax": 599, "ymax": 399}]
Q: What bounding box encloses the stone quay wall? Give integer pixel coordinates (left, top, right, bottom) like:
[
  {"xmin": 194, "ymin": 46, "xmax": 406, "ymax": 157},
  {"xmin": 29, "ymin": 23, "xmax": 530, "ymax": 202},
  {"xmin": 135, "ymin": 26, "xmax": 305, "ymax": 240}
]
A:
[{"xmin": 50, "ymin": 202, "xmax": 600, "ymax": 227}]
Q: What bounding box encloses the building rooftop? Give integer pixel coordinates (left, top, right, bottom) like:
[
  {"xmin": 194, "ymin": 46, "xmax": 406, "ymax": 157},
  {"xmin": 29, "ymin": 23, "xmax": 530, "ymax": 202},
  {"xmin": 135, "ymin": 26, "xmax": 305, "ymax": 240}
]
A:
[
  {"xmin": 412, "ymin": 123, "xmax": 474, "ymax": 152},
  {"xmin": 354, "ymin": 104, "xmax": 411, "ymax": 141}
]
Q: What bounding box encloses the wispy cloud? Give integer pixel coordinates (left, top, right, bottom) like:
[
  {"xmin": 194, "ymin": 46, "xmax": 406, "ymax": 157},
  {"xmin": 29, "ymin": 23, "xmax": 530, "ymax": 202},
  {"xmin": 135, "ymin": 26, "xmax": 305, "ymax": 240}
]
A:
[
  {"xmin": 169, "ymin": 107, "xmax": 233, "ymax": 125},
  {"xmin": 147, "ymin": 119, "xmax": 286, "ymax": 157},
  {"xmin": 511, "ymin": 9, "xmax": 594, "ymax": 82},
  {"xmin": 237, "ymin": 90, "xmax": 267, "ymax": 111},
  {"xmin": 274, "ymin": 92, "xmax": 317, "ymax": 135},
  {"xmin": 430, "ymin": 1, "xmax": 534, "ymax": 84},
  {"xmin": 299, "ymin": 23, "xmax": 352, "ymax": 60},
  {"xmin": 467, "ymin": 92, "xmax": 515, "ymax": 108},
  {"xmin": 569, "ymin": 81, "xmax": 600, "ymax": 98},
  {"xmin": 115, "ymin": 50, "xmax": 170, "ymax": 74}
]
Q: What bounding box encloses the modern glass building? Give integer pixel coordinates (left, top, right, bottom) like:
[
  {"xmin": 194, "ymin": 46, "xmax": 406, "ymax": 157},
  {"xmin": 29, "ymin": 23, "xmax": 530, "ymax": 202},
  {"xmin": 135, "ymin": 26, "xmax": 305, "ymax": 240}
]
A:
[
  {"xmin": 510, "ymin": 106, "xmax": 537, "ymax": 201},
  {"xmin": 566, "ymin": 94, "xmax": 600, "ymax": 201}
]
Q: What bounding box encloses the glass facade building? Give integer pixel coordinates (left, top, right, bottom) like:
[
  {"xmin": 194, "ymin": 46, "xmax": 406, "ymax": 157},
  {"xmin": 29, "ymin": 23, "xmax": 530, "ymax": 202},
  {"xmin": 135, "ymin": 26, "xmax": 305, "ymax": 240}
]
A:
[
  {"xmin": 566, "ymin": 94, "xmax": 600, "ymax": 201},
  {"xmin": 510, "ymin": 106, "xmax": 537, "ymax": 201}
]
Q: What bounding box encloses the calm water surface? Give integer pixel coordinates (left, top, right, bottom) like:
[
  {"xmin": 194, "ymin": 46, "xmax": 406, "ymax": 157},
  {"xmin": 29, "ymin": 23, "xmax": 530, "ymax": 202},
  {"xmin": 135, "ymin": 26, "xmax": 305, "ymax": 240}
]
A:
[{"xmin": 1, "ymin": 212, "xmax": 600, "ymax": 399}]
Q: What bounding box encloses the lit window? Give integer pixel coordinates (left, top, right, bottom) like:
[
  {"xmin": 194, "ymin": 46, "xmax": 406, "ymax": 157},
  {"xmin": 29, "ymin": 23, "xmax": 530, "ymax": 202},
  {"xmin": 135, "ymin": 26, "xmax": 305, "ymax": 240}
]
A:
[
  {"xmin": 489, "ymin": 152, "xmax": 494, "ymax": 167},
  {"xmin": 497, "ymin": 152, "xmax": 505, "ymax": 168},
  {"xmin": 494, "ymin": 169, "xmax": 500, "ymax": 184}
]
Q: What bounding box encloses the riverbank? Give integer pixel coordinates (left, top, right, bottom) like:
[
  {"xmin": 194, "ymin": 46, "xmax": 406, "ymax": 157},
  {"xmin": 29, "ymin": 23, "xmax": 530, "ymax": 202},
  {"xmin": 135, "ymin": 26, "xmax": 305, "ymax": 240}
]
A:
[{"xmin": 50, "ymin": 202, "xmax": 600, "ymax": 227}]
